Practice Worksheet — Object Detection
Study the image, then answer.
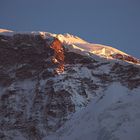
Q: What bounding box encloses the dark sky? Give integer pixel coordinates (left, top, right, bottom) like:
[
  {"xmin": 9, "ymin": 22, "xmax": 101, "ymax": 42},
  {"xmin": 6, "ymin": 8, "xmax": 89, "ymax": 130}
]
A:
[{"xmin": 0, "ymin": 0, "xmax": 140, "ymax": 58}]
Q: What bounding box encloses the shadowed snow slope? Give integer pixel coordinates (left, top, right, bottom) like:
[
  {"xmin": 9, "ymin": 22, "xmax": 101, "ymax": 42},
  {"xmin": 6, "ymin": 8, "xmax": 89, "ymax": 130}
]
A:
[{"xmin": 45, "ymin": 83, "xmax": 140, "ymax": 140}]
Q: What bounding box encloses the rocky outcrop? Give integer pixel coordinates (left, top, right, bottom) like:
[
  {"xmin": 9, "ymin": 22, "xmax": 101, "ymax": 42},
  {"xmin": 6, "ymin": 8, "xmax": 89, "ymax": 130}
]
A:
[
  {"xmin": 50, "ymin": 38, "xmax": 64, "ymax": 73},
  {"xmin": 111, "ymin": 53, "xmax": 140, "ymax": 64}
]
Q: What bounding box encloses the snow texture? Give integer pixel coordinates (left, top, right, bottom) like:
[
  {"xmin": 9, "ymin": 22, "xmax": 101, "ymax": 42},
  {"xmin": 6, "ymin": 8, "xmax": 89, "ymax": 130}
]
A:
[{"xmin": 45, "ymin": 83, "xmax": 140, "ymax": 140}]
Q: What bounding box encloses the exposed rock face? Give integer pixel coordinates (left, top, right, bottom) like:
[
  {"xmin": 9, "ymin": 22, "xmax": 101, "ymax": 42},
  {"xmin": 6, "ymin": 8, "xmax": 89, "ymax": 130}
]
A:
[
  {"xmin": 50, "ymin": 38, "xmax": 64, "ymax": 73},
  {"xmin": 0, "ymin": 32, "xmax": 140, "ymax": 140},
  {"xmin": 111, "ymin": 53, "xmax": 140, "ymax": 64}
]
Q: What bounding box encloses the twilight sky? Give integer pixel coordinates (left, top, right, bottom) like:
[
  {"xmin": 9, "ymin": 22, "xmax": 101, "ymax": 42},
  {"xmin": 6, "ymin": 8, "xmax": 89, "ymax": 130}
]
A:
[{"xmin": 0, "ymin": 0, "xmax": 140, "ymax": 58}]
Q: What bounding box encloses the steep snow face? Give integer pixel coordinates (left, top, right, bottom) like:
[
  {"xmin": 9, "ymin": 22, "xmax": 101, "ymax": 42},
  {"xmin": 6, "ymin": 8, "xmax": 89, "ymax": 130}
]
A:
[
  {"xmin": 56, "ymin": 33, "xmax": 127, "ymax": 56},
  {"xmin": 44, "ymin": 83, "xmax": 140, "ymax": 140},
  {"xmin": 55, "ymin": 33, "xmax": 140, "ymax": 64},
  {"xmin": 57, "ymin": 33, "xmax": 87, "ymax": 45}
]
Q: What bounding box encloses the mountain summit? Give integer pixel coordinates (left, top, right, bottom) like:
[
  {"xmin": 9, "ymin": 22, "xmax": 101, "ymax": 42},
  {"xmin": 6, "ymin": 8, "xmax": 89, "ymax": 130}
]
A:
[
  {"xmin": 0, "ymin": 30, "xmax": 140, "ymax": 140},
  {"xmin": 0, "ymin": 29, "xmax": 140, "ymax": 65}
]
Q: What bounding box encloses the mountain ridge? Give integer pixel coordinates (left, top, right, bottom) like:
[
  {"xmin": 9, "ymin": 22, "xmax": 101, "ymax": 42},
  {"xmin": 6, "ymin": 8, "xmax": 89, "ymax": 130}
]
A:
[{"xmin": 0, "ymin": 29, "xmax": 139, "ymax": 65}]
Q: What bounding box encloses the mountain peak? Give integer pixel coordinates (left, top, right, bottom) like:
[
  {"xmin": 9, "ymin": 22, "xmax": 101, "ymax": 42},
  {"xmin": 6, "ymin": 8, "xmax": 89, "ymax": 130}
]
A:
[
  {"xmin": 0, "ymin": 30, "xmax": 140, "ymax": 65},
  {"xmin": 0, "ymin": 30, "xmax": 140, "ymax": 140},
  {"xmin": 55, "ymin": 33, "xmax": 140, "ymax": 65}
]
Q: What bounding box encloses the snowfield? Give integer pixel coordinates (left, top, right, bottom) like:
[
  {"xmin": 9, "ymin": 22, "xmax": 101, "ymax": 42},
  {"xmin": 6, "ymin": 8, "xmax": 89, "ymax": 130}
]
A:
[{"xmin": 45, "ymin": 83, "xmax": 140, "ymax": 140}]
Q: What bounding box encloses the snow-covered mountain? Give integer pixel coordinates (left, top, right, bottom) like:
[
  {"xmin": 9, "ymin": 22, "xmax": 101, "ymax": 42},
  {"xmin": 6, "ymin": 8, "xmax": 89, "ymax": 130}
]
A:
[{"xmin": 0, "ymin": 29, "xmax": 140, "ymax": 140}]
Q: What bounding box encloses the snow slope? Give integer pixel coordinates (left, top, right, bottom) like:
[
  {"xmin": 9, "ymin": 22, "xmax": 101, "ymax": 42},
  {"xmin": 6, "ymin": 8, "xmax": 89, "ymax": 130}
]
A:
[
  {"xmin": 57, "ymin": 33, "xmax": 128, "ymax": 57},
  {"xmin": 44, "ymin": 83, "xmax": 140, "ymax": 140},
  {"xmin": 56, "ymin": 33, "xmax": 139, "ymax": 64}
]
